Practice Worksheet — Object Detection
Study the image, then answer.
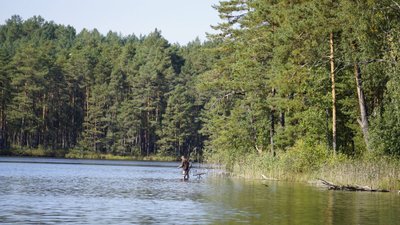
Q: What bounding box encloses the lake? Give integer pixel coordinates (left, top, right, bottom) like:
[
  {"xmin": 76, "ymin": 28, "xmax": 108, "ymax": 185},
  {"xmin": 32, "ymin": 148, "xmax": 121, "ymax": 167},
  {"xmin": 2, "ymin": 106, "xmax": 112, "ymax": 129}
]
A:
[{"xmin": 0, "ymin": 157, "xmax": 399, "ymax": 224}]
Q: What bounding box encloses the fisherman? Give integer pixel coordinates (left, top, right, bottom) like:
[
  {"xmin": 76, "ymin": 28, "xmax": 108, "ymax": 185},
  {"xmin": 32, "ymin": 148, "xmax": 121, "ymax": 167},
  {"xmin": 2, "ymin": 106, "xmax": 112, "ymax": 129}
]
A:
[{"xmin": 179, "ymin": 155, "xmax": 190, "ymax": 180}]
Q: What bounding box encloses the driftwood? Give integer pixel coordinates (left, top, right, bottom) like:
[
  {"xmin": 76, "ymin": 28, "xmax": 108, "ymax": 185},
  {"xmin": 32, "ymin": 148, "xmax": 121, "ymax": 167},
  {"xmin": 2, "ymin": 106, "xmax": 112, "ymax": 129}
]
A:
[
  {"xmin": 318, "ymin": 179, "xmax": 389, "ymax": 192},
  {"xmin": 261, "ymin": 174, "xmax": 278, "ymax": 181},
  {"xmin": 192, "ymin": 172, "xmax": 206, "ymax": 179},
  {"xmin": 190, "ymin": 167, "xmax": 208, "ymax": 179}
]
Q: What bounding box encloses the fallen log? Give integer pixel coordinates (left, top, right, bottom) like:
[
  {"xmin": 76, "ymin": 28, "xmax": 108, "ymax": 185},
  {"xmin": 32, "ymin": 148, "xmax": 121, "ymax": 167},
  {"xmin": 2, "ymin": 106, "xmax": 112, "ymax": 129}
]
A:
[
  {"xmin": 317, "ymin": 178, "xmax": 390, "ymax": 192},
  {"xmin": 193, "ymin": 172, "xmax": 206, "ymax": 179}
]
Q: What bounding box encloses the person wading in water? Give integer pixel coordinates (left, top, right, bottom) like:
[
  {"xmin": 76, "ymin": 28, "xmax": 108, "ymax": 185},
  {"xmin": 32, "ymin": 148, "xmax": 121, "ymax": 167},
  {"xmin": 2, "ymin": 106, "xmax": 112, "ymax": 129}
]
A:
[{"xmin": 179, "ymin": 156, "xmax": 190, "ymax": 180}]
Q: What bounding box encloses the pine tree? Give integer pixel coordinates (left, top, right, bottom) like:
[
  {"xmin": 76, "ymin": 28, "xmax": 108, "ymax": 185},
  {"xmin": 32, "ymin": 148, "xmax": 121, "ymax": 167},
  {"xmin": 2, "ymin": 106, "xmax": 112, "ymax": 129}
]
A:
[
  {"xmin": 370, "ymin": 1, "xmax": 400, "ymax": 155},
  {"xmin": 0, "ymin": 45, "xmax": 13, "ymax": 149},
  {"xmin": 8, "ymin": 42, "xmax": 49, "ymax": 147},
  {"xmin": 125, "ymin": 30, "xmax": 174, "ymax": 156}
]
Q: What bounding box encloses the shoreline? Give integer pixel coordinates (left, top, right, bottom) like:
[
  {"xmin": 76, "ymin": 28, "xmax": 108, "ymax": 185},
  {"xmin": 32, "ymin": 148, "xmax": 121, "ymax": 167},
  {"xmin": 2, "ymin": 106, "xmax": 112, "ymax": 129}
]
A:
[
  {"xmin": 0, "ymin": 149, "xmax": 179, "ymax": 162},
  {"xmin": 2, "ymin": 149, "xmax": 399, "ymax": 191},
  {"xmin": 223, "ymin": 153, "xmax": 400, "ymax": 192}
]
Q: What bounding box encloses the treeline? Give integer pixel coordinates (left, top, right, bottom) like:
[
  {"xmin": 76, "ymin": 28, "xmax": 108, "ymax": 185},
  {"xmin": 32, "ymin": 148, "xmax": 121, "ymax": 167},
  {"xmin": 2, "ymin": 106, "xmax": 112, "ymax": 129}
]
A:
[
  {"xmin": 0, "ymin": 15, "xmax": 217, "ymax": 157},
  {"xmin": 1, "ymin": 0, "xmax": 400, "ymax": 163},
  {"xmin": 200, "ymin": 0, "xmax": 400, "ymax": 166}
]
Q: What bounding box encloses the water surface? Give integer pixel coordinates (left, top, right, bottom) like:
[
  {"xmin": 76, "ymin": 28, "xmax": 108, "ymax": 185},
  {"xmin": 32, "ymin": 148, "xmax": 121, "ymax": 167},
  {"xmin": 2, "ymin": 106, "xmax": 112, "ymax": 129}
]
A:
[{"xmin": 0, "ymin": 157, "xmax": 399, "ymax": 224}]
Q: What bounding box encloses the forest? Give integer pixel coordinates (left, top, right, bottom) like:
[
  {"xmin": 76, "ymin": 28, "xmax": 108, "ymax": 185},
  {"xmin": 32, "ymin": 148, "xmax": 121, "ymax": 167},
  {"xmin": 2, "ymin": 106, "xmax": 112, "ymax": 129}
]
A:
[
  {"xmin": 0, "ymin": 0, "xmax": 400, "ymax": 184},
  {"xmin": 0, "ymin": 15, "xmax": 218, "ymax": 158},
  {"xmin": 202, "ymin": 0, "xmax": 400, "ymax": 161}
]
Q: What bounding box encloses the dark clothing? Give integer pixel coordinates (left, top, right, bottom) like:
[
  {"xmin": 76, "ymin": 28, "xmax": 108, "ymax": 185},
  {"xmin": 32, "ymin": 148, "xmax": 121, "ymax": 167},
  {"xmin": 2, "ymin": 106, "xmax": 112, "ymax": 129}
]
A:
[
  {"xmin": 182, "ymin": 160, "xmax": 190, "ymax": 171},
  {"xmin": 180, "ymin": 159, "xmax": 190, "ymax": 180}
]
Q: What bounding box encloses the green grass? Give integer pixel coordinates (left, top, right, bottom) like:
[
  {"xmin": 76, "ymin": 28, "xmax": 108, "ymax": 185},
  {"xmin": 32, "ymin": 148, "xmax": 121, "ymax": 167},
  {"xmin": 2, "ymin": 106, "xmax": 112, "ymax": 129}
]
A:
[
  {"xmin": 0, "ymin": 146, "xmax": 67, "ymax": 158},
  {"xmin": 1, "ymin": 147, "xmax": 178, "ymax": 162},
  {"xmin": 213, "ymin": 141, "xmax": 400, "ymax": 191},
  {"xmin": 231, "ymin": 153, "xmax": 400, "ymax": 190},
  {"xmin": 318, "ymin": 155, "xmax": 400, "ymax": 190},
  {"xmin": 65, "ymin": 151, "xmax": 178, "ymax": 161}
]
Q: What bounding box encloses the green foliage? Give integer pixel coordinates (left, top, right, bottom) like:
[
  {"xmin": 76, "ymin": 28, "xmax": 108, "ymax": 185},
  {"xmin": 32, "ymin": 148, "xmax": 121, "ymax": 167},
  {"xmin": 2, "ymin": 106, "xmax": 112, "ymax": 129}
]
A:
[
  {"xmin": 231, "ymin": 149, "xmax": 400, "ymax": 190},
  {"xmin": 0, "ymin": 16, "xmax": 214, "ymax": 159},
  {"xmin": 201, "ymin": 0, "xmax": 400, "ymax": 175},
  {"xmin": 370, "ymin": 27, "xmax": 400, "ymax": 155},
  {"xmin": 279, "ymin": 140, "xmax": 328, "ymax": 173},
  {"xmin": 1, "ymin": 0, "xmax": 399, "ymax": 181}
]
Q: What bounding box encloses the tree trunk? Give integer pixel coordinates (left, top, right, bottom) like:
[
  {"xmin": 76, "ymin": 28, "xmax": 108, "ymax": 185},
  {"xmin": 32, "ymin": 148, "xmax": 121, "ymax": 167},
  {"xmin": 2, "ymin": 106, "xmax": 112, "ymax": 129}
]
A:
[
  {"xmin": 94, "ymin": 113, "xmax": 97, "ymax": 153},
  {"xmin": 270, "ymin": 111, "xmax": 275, "ymax": 156},
  {"xmin": 280, "ymin": 111, "xmax": 285, "ymax": 128},
  {"xmin": 147, "ymin": 97, "xmax": 151, "ymax": 156},
  {"xmin": 86, "ymin": 87, "xmax": 90, "ymax": 119},
  {"xmin": 330, "ymin": 32, "xmax": 337, "ymax": 154},
  {"xmin": 0, "ymin": 105, "xmax": 4, "ymax": 149},
  {"xmin": 354, "ymin": 63, "xmax": 370, "ymax": 151},
  {"xmin": 71, "ymin": 94, "xmax": 76, "ymax": 146},
  {"xmin": 270, "ymin": 88, "xmax": 276, "ymax": 156},
  {"xmin": 20, "ymin": 117, "xmax": 25, "ymax": 147},
  {"xmin": 325, "ymin": 108, "xmax": 330, "ymax": 152},
  {"xmin": 249, "ymin": 107, "xmax": 262, "ymax": 154},
  {"xmin": 42, "ymin": 93, "xmax": 47, "ymax": 147}
]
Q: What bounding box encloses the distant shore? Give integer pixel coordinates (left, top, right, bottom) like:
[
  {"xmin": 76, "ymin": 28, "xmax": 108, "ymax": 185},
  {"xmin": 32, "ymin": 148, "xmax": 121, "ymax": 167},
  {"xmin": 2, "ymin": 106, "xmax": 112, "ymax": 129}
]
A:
[{"xmin": 0, "ymin": 148, "xmax": 178, "ymax": 162}]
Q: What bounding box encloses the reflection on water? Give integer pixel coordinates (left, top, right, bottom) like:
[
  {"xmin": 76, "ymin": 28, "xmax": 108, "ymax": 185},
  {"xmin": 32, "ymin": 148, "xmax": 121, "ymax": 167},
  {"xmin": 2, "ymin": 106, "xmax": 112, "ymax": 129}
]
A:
[
  {"xmin": 0, "ymin": 157, "xmax": 399, "ymax": 225},
  {"xmin": 205, "ymin": 178, "xmax": 400, "ymax": 225}
]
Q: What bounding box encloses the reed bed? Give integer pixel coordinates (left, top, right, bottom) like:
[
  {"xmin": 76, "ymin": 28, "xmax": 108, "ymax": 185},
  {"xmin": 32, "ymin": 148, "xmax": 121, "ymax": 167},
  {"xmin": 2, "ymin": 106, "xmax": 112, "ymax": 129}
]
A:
[{"xmin": 230, "ymin": 150, "xmax": 400, "ymax": 191}]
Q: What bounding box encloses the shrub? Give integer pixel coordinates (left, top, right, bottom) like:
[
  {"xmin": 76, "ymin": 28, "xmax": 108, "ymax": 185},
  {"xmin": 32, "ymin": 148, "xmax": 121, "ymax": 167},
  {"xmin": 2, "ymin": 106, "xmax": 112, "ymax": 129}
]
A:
[{"xmin": 279, "ymin": 140, "xmax": 328, "ymax": 173}]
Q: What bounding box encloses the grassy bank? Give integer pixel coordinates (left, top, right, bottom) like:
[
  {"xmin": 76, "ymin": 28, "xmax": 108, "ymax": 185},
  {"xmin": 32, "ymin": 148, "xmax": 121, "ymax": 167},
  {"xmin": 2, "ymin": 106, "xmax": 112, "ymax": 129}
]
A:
[
  {"xmin": 65, "ymin": 151, "xmax": 177, "ymax": 161},
  {"xmin": 220, "ymin": 142, "xmax": 400, "ymax": 191},
  {"xmin": 0, "ymin": 147, "xmax": 68, "ymax": 158},
  {"xmin": 0, "ymin": 147, "xmax": 178, "ymax": 162}
]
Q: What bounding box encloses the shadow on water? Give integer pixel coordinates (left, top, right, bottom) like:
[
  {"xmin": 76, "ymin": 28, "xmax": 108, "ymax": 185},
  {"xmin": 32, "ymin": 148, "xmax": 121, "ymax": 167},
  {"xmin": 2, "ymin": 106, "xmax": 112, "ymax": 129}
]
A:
[{"xmin": 0, "ymin": 157, "xmax": 399, "ymax": 224}]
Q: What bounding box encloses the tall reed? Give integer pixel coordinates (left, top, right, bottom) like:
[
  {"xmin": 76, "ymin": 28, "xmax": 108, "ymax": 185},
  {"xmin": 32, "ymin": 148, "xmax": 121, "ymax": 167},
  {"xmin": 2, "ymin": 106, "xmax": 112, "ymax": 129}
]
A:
[{"xmin": 229, "ymin": 145, "xmax": 400, "ymax": 190}]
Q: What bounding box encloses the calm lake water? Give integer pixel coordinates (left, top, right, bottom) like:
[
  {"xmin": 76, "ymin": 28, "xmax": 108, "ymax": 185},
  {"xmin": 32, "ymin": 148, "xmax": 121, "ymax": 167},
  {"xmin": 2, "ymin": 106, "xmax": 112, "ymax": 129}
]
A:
[{"xmin": 0, "ymin": 157, "xmax": 399, "ymax": 225}]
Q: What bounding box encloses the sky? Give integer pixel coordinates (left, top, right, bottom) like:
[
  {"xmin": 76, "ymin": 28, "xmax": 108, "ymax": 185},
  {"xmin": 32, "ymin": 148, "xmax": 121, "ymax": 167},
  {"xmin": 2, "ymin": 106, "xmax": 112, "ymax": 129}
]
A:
[{"xmin": 0, "ymin": 0, "xmax": 221, "ymax": 45}]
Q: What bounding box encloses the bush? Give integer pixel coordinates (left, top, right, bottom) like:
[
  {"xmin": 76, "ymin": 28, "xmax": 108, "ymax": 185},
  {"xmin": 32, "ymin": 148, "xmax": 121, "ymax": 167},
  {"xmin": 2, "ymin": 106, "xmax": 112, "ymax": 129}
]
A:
[{"xmin": 279, "ymin": 140, "xmax": 328, "ymax": 173}]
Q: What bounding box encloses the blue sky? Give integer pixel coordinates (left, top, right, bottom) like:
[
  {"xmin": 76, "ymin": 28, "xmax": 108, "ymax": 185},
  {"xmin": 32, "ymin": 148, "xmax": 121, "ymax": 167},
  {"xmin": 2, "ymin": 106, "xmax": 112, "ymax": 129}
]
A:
[{"xmin": 0, "ymin": 0, "xmax": 221, "ymax": 45}]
